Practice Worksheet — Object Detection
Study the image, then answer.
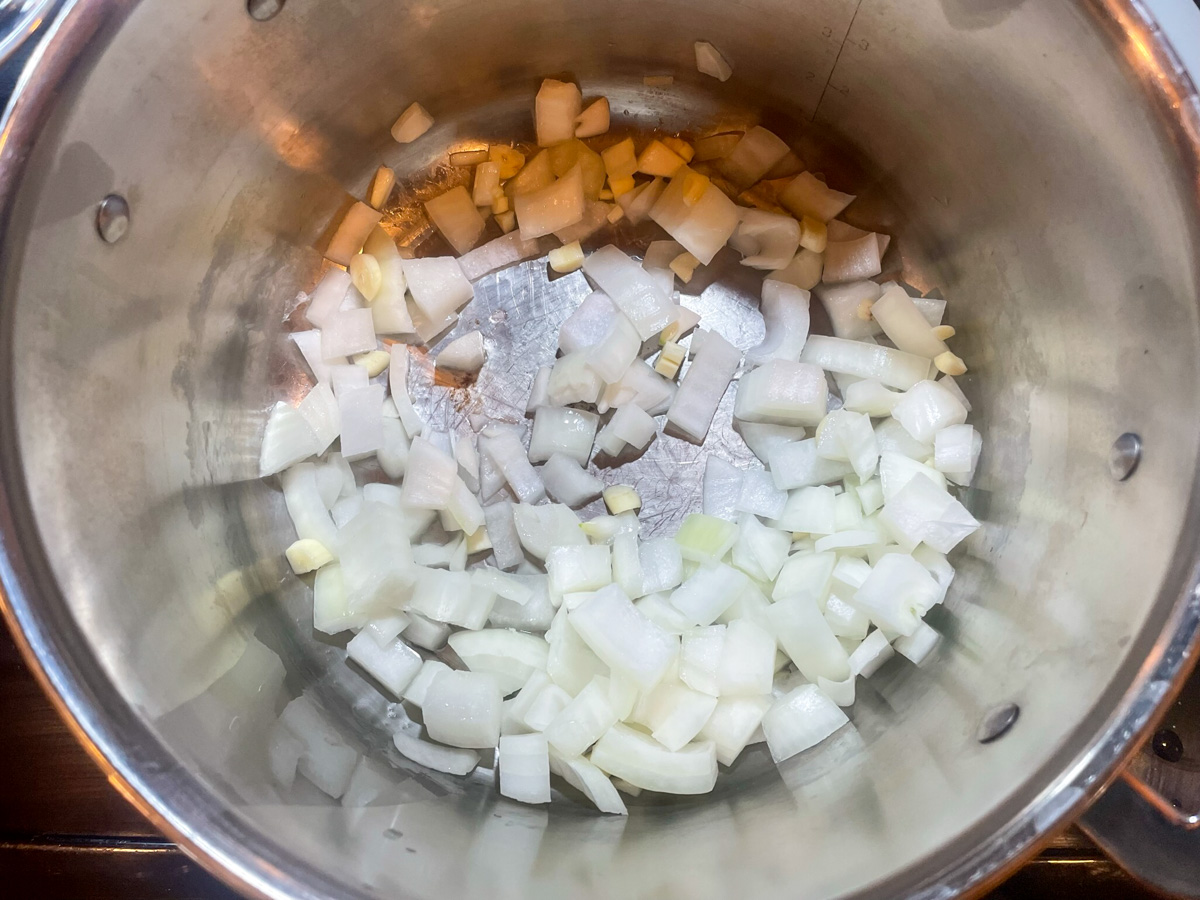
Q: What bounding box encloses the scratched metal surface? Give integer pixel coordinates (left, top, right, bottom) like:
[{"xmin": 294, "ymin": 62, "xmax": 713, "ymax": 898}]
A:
[{"xmin": 407, "ymin": 245, "xmax": 765, "ymax": 538}]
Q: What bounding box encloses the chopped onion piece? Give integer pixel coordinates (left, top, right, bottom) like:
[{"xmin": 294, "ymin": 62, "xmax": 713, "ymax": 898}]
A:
[
  {"xmin": 768, "ymin": 438, "xmax": 854, "ymax": 490},
  {"xmin": 735, "ymin": 421, "xmax": 806, "ymax": 464},
  {"xmin": 569, "ymin": 585, "xmax": 678, "ymax": 690},
  {"xmin": 436, "ymin": 330, "xmax": 487, "ymax": 373},
  {"xmin": 536, "ymin": 79, "xmax": 583, "ymax": 146},
  {"xmin": 718, "ymin": 127, "xmax": 790, "ymax": 189},
  {"xmin": 559, "ymin": 291, "xmax": 618, "ymax": 354},
  {"xmin": 596, "ymin": 404, "xmax": 656, "ymax": 457},
  {"xmin": 590, "ymin": 724, "xmax": 717, "ymax": 794},
  {"xmin": 346, "ymin": 630, "xmax": 422, "ymax": 696},
  {"xmin": 404, "ymin": 612, "xmax": 452, "ymax": 650},
  {"xmin": 616, "ymin": 177, "xmax": 666, "ymax": 224},
  {"xmin": 650, "ymin": 167, "xmax": 741, "ymax": 265},
  {"xmin": 586, "ymin": 312, "xmax": 642, "ymax": 382},
  {"xmin": 544, "ymin": 676, "xmax": 619, "ymax": 756},
  {"xmin": 458, "ymin": 231, "xmax": 542, "ymax": 282},
  {"xmin": 392, "ymin": 102, "xmax": 433, "ymax": 143},
  {"xmin": 260, "ymin": 402, "xmax": 319, "ymax": 477},
  {"xmin": 843, "ymin": 380, "xmax": 902, "ymax": 417},
  {"xmin": 512, "ymin": 503, "xmax": 586, "ymax": 560},
  {"xmin": 850, "ymin": 553, "xmax": 940, "ymax": 635},
  {"xmin": 481, "ymin": 432, "xmax": 546, "ymax": 504},
  {"xmin": 425, "ymin": 185, "xmax": 486, "ymax": 255},
  {"xmin": 483, "ymin": 501, "xmax": 524, "ymax": 570},
  {"xmin": 762, "ymin": 683, "xmax": 849, "ymax": 763},
  {"xmin": 326, "ymin": 202, "xmax": 384, "ymax": 266},
  {"xmin": 514, "ymin": 164, "xmax": 585, "ymax": 240},
  {"xmin": 747, "ymin": 281, "xmax": 810, "ymax": 366},
  {"xmin": 635, "ymin": 680, "xmax": 719, "ymax": 751},
  {"xmin": 871, "ymin": 285, "xmax": 949, "ymax": 358},
  {"xmin": 822, "ymin": 235, "xmax": 882, "ymax": 284},
  {"xmin": 286, "ymin": 538, "xmax": 333, "ymax": 574},
  {"xmin": 548, "ymin": 750, "xmax": 627, "ymax": 814},
  {"xmin": 694, "ymin": 40, "xmax": 733, "ymax": 81},
  {"xmin": 321, "ymin": 308, "xmax": 377, "ymax": 360},
  {"xmin": 894, "ymin": 621, "xmax": 941, "ymax": 665},
  {"xmin": 362, "ymin": 227, "xmax": 413, "ymax": 334},
  {"xmin": 675, "ymin": 513, "xmax": 739, "ymax": 563},
  {"xmin": 422, "ymin": 670, "xmax": 504, "ymax": 750},
  {"xmin": 780, "ymin": 172, "xmax": 855, "ymax": 223},
  {"xmin": 547, "ymin": 544, "xmax": 613, "ymax": 595},
  {"xmin": 735, "ymin": 359, "xmax": 827, "ymax": 426},
  {"xmin": 398, "ymin": 437, "xmax": 457, "ymax": 509},
  {"xmin": 497, "ymin": 733, "xmax": 551, "ymax": 803},
  {"xmin": 402, "ymin": 256, "xmax": 473, "ymax": 323},
  {"xmin": 582, "ymin": 246, "xmax": 674, "ymax": 340},
  {"xmin": 878, "ymin": 473, "xmax": 980, "ymax": 553},
  {"xmin": 702, "ymin": 456, "xmax": 743, "ymax": 519},
  {"xmin": 528, "ymin": 403, "xmax": 604, "ymax": 465},
  {"xmin": 336, "ymin": 501, "xmax": 414, "ymax": 616},
  {"xmin": 735, "ymin": 470, "xmax": 788, "ymax": 520},
  {"xmin": 541, "ymin": 453, "xmax": 604, "ymax": 507},
  {"xmin": 671, "ymin": 561, "xmax": 748, "ymax": 626},
  {"xmin": 768, "ymin": 592, "xmax": 849, "ymax": 682},
  {"xmin": 598, "ymin": 360, "xmax": 676, "ymax": 416},
  {"xmin": 448, "ymin": 629, "xmax": 550, "ymax": 695},
  {"xmin": 640, "ymin": 539, "xmax": 684, "ymax": 594},
  {"xmin": 701, "ymin": 696, "xmax": 770, "ymax": 765},
  {"xmin": 547, "ymin": 351, "xmax": 604, "ymax": 407},
  {"xmin": 575, "ymin": 97, "xmax": 611, "ymax": 138},
  {"xmin": 337, "ymin": 383, "xmax": 385, "ymax": 460},
  {"xmin": 891, "ymin": 380, "xmax": 968, "ymax": 443},
  {"xmin": 731, "ymin": 512, "xmax": 790, "ymax": 582},
  {"xmin": 694, "ymin": 132, "xmax": 743, "ymax": 161},
  {"xmin": 800, "ymin": 335, "xmax": 930, "ymax": 390},
  {"xmin": 667, "ymin": 329, "xmax": 741, "ymax": 442},
  {"xmin": 730, "ymin": 209, "xmax": 801, "ymax": 270},
  {"xmin": 935, "ymin": 424, "xmax": 982, "ymax": 486},
  {"xmin": 768, "ymin": 248, "xmax": 824, "ymax": 292}
]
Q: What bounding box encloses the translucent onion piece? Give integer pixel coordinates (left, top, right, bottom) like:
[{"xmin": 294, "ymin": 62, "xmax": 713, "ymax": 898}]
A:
[
  {"xmin": 800, "ymin": 335, "xmax": 930, "ymax": 390},
  {"xmin": 768, "ymin": 593, "xmax": 850, "ymax": 682},
  {"xmin": 891, "ymin": 380, "xmax": 968, "ymax": 443},
  {"xmin": 436, "ymin": 331, "xmax": 487, "ymax": 373},
  {"xmin": 650, "ymin": 166, "xmax": 741, "ymax": 265},
  {"xmin": 402, "ymin": 256, "xmax": 473, "ymax": 323},
  {"xmin": 762, "ymin": 683, "xmax": 849, "ymax": 763},
  {"xmin": 575, "ymin": 97, "xmax": 611, "ymax": 138},
  {"xmin": 586, "ymin": 312, "xmax": 642, "ymax": 383},
  {"xmin": 730, "ymin": 209, "xmax": 801, "ymax": 270},
  {"xmin": 548, "ymin": 750, "xmax": 627, "ymax": 814},
  {"xmin": 877, "ymin": 473, "xmax": 980, "ymax": 553},
  {"xmin": 822, "ymin": 235, "xmax": 883, "ymax": 284},
  {"xmin": 747, "ymin": 280, "xmax": 810, "ymax": 366},
  {"xmin": 544, "ymin": 676, "xmax": 619, "ymax": 757},
  {"xmin": 779, "ymin": 172, "xmax": 855, "ymax": 223},
  {"xmin": 458, "ymin": 231, "xmax": 541, "ymax": 282},
  {"xmin": 734, "ymin": 359, "xmax": 827, "ymax": 426},
  {"xmin": 582, "ymin": 245, "xmax": 674, "ymax": 340},
  {"xmin": 540, "ymin": 453, "xmax": 605, "ymax": 508},
  {"xmin": 515, "ymin": 164, "xmax": 586, "ymax": 240},
  {"xmin": 694, "ymin": 40, "xmax": 733, "ymax": 81},
  {"xmin": 481, "ymin": 432, "xmax": 547, "ymax": 504},
  {"xmin": 667, "ymin": 329, "xmax": 741, "ymax": 442},
  {"xmin": 569, "ymin": 584, "xmax": 678, "ymax": 690},
  {"xmin": 260, "ymin": 402, "xmax": 319, "ymax": 477},
  {"xmin": 425, "ymin": 185, "xmax": 486, "ymax": 255},
  {"xmin": 590, "ymin": 724, "xmax": 717, "ymax": 794},
  {"xmin": 391, "ymin": 102, "xmax": 434, "ymax": 143},
  {"xmin": 670, "ymin": 561, "xmax": 748, "ymax": 627},
  {"xmin": 535, "ymin": 79, "xmax": 583, "ymax": 146},
  {"xmin": 325, "ymin": 202, "xmax": 383, "ymax": 266},
  {"xmin": 559, "ymin": 290, "xmax": 618, "ymax": 354},
  {"xmin": 717, "ymin": 127, "xmax": 790, "ymax": 190},
  {"xmin": 346, "ymin": 630, "xmax": 422, "ymax": 696},
  {"xmin": 448, "ymin": 629, "xmax": 550, "ymax": 695},
  {"xmin": 512, "ymin": 503, "xmax": 586, "ymax": 560},
  {"xmin": 870, "ymin": 284, "xmax": 949, "ymax": 359}
]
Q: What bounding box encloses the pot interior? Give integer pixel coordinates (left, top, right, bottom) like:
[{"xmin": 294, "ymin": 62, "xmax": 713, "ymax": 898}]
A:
[{"xmin": 3, "ymin": 1, "xmax": 1200, "ymax": 898}]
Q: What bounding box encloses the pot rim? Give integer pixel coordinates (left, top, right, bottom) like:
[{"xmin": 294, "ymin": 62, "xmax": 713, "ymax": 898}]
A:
[{"xmin": 0, "ymin": 2, "xmax": 1198, "ymax": 899}]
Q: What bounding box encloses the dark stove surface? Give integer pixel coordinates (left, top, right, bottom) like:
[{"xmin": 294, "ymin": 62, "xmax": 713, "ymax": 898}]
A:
[{"xmin": 0, "ymin": 625, "xmax": 1160, "ymax": 899}]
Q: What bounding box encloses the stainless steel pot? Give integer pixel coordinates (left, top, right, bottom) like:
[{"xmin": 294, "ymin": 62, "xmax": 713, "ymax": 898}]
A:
[{"xmin": 1, "ymin": 0, "xmax": 1200, "ymax": 898}]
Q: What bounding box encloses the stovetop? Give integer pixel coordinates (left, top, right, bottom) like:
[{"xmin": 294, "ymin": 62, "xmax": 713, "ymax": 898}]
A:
[{"xmin": 0, "ymin": 622, "xmax": 1176, "ymax": 899}]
